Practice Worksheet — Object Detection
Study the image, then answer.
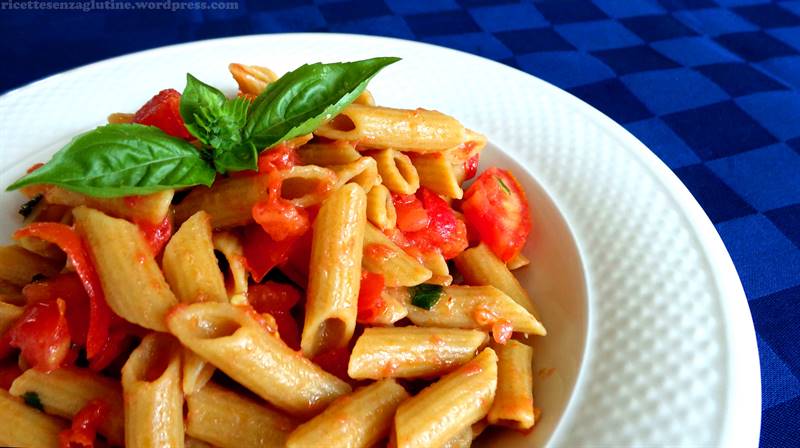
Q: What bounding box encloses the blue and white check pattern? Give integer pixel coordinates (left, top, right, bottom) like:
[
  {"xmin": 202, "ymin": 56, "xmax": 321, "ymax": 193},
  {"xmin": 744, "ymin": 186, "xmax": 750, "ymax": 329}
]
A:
[{"xmin": 2, "ymin": 1, "xmax": 799, "ymax": 445}]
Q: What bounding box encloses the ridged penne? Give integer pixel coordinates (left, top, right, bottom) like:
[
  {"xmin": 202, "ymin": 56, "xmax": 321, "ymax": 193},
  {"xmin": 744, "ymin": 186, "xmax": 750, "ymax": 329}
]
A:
[
  {"xmin": 329, "ymin": 157, "xmax": 381, "ymax": 193},
  {"xmin": 229, "ymin": 63, "xmax": 278, "ymax": 95},
  {"xmin": 0, "ymin": 245, "xmax": 61, "ymax": 286},
  {"xmin": 44, "ymin": 187, "xmax": 173, "ymax": 225},
  {"xmin": 121, "ymin": 333, "xmax": 184, "ymax": 448},
  {"xmin": 506, "ymin": 253, "xmax": 531, "ymax": 270},
  {"xmin": 315, "ymin": 104, "xmax": 466, "ymax": 153},
  {"xmin": 411, "ymin": 152, "xmax": 463, "ymax": 199},
  {"xmin": 163, "ymin": 211, "xmax": 227, "ymax": 303},
  {"xmin": 187, "ymin": 382, "xmax": 296, "ymax": 448},
  {"xmin": 441, "ymin": 421, "xmax": 488, "ymax": 448},
  {"xmin": 0, "ymin": 302, "xmax": 22, "ymax": 334},
  {"xmin": 366, "ymin": 184, "xmax": 397, "ymax": 230},
  {"xmin": 367, "ymin": 287, "xmax": 408, "ymax": 326},
  {"xmin": 362, "ymin": 224, "xmax": 432, "ymax": 287},
  {"xmin": 371, "ymin": 149, "xmax": 419, "ymax": 194},
  {"xmin": 73, "ymin": 206, "xmax": 177, "ymax": 331},
  {"xmin": 175, "ymin": 175, "xmax": 264, "ymax": 228},
  {"xmin": 488, "ymin": 340, "xmax": 535, "ymax": 429},
  {"xmin": 394, "ymin": 348, "xmax": 497, "ymax": 448},
  {"xmin": 404, "ymin": 285, "xmax": 546, "ymax": 336},
  {"xmin": 0, "ymin": 389, "xmax": 66, "ymax": 448},
  {"xmin": 10, "ymin": 367, "xmax": 125, "ymax": 445},
  {"xmin": 278, "ymin": 165, "xmax": 337, "ymax": 207},
  {"xmin": 348, "ymin": 327, "xmax": 488, "ymax": 379},
  {"xmin": 182, "ymin": 348, "xmax": 216, "ymax": 396},
  {"xmin": 286, "ymin": 379, "xmax": 409, "ymax": 448},
  {"xmin": 354, "ymin": 89, "xmax": 375, "ymax": 106},
  {"xmin": 167, "ymin": 302, "xmax": 351, "ymax": 417},
  {"xmin": 302, "ymin": 183, "xmax": 366, "ymax": 357},
  {"xmin": 455, "ymin": 243, "xmax": 541, "ymax": 319},
  {"xmin": 298, "ymin": 140, "xmax": 361, "ymax": 166},
  {"xmin": 213, "ymin": 231, "xmax": 248, "ymax": 305}
]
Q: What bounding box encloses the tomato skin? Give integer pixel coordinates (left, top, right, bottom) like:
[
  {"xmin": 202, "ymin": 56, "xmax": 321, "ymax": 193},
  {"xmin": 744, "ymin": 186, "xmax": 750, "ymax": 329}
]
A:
[
  {"xmin": 394, "ymin": 188, "xmax": 468, "ymax": 260},
  {"xmin": 242, "ymin": 224, "xmax": 297, "ymax": 282},
  {"xmin": 13, "ymin": 223, "xmax": 113, "ymax": 359},
  {"xmin": 312, "ymin": 347, "xmax": 351, "ymax": 382},
  {"xmin": 132, "ymin": 89, "xmax": 192, "ymax": 139},
  {"xmin": 136, "ymin": 215, "xmax": 173, "ymax": 256},
  {"xmin": 463, "ymin": 153, "xmax": 480, "ymax": 181},
  {"xmin": 58, "ymin": 398, "xmax": 109, "ymax": 448},
  {"xmin": 251, "ymin": 145, "xmax": 310, "ymax": 241},
  {"xmin": 357, "ymin": 272, "xmax": 386, "ymax": 324},
  {"xmin": 23, "ymin": 273, "xmax": 90, "ymax": 346},
  {"xmin": 8, "ymin": 299, "xmax": 71, "ymax": 372},
  {"xmin": 257, "ymin": 144, "xmax": 300, "ymax": 173},
  {"xmin": 0, "ymin": 362, "xmax": 22, "ymax": 389},
  {"xmin": 392, "ymin": 193, "xmax": 429, "ymax": 232},
  {"xmin": 248, "ymin": 282, "xmax": 302, "ymax": 350},
  {"xmin": 462, "ymin": 168, "xmax": 532, "ymax": 262}
]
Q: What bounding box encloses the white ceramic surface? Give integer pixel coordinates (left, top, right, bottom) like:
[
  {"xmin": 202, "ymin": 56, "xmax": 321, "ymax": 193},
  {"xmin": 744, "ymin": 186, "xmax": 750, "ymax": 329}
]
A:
[{"xmin": 0, "ymin": 34, "xmax": 760, "ymax": 447}]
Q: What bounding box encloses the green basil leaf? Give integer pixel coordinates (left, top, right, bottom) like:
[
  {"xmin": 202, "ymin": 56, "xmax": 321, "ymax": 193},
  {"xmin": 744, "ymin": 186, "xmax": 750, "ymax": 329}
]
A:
[
  {"xmin": 6, "ymin": 124, "xmax": 216, "ymax": 198},
  {"xmin": 496, "ymin": 177, "xmax": 511, "ymax": 194},
  {"xmin": 18, "ymin": 194, "xmax": 43, "ymax": 218},
  {"xmin": 22, "ymin": 391, "xmax": 43, "ymax": 411},
  {"xmin": 243, "ymin": 57, "xmax": 400, "ymax": 150},
  {"xmin": 410, "ymin": 284, "xmax": 444, "ymax": 310}
]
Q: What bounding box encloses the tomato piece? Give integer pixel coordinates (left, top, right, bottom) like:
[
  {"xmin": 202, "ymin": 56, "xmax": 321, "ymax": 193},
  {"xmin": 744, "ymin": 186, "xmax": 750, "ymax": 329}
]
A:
[
  {"xmin": 257, "ymin": 144, "xmax": 300, "ymax": 173},
  {"xmin": 248, "ymin": 282, "xmax": 301, "ymax": 315},
  {"xmin": 357, "ymin": 272, "xmax": 386, "ymax": 324},
  {"xmin": 462, "ymin": 168, "xmax": 532, "ymax": 262},
  {"xmin": 132, "ymin": 89, "xmax": 192, "ymax": 139},
  {"xmin": 13, "ymin": 223, "xmax": 113, "ymax": 359},
  {"xmin": 271, "ymin": 312, "xmax": 301, "ymax": 351},
  {"xmin": 242, "ymin": 224, "xmax": 297, "ymax": 282},
  {"xmin": 58, "ymin": 398, "xmax": 109, "ymax": 448},
  {"xmin": 396, "ymin": 188, "xmax": 468, "ymax": 260},
  {"xmin": 392, "ymin": 193, "xmax": 429, "ymax": 232},
  {"xmin": 8, "ymin": 299, "xmax": 71, "ymax": 372},
  {"xmin": 88, "ymin": 329, "xmax": 130, "ymax": 372},
  {"xmin": 464, "ymin": 153, "xmax": 480, "ymax": 181},
  {"xmin": 0, "ymin": 362, "xmax": 22, "ymax": 389},
  {"xmin": 311, "ymin": 347, "xmax": 350, "ymax": 382},
  {"xmin": 252, "ymin": 195, "xmax": 310, "ymax": 242},
  {"xmin": 136, "ymin": 215, "xmax": 172, "ymax": 256},
  {"xmin": 23, "ymin": 273, "xmax": 90, "ymax": 346}
]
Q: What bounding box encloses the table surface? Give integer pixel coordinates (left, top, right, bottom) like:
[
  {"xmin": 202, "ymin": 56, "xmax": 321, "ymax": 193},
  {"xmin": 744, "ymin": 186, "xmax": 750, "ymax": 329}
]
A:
[{"xmin": 2, "ymin": 0, "xmax": 799, "ymax": 446}]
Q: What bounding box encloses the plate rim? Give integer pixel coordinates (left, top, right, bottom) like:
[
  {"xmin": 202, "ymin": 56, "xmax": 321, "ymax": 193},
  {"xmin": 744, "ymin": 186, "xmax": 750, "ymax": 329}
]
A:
[{"xmin": 0, "ymin": 32, "xmax": 761, "ymax": 447}]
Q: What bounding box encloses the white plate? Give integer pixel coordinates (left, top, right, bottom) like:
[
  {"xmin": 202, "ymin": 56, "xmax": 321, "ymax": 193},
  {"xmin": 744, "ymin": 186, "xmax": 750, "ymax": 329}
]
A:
[{"xmin": 0, "ymin": 34, "xmax": 760, "ymax": 447}]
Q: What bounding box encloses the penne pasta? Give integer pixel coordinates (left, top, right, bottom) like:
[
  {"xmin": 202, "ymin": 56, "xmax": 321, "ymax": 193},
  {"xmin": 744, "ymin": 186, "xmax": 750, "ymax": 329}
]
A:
[
  {"xmin": 0, "ymin": 389, "xmax": 67, "ymax": 448},
  {"xmin": 348, "ymin": 327, "xmax": 488, "ymax": 379},
  {"xmin": 404, "ymin": 285, "xmax": 546, "ymax": 336},
  {"xmin": 362, "ymin": 224, "xmax": 432, "ymax": 287},
  {"xmin": 366, "ymin": 184, "xmax": 397, "ymax": 230},
  {"xmin": 278, "ymin": 165, "xmax": 337, "ymax": 207},
  {"xmin": 315, "ymin": 104, "xmax": 466, "ymax": 153},
  {"xmin": 121, "ymin": 333, "xmax": 185, "ymax": 448},
  {"xmin": 73, "ymin": 206, "xmax": 178, "ymax": 331},
  {"xmin": 394, "ymin": 347, "xmax": 498, "ymax": 448},
  {"xmin": 44, "ymin": 187, "xmax": 173, "ymax": 225},
  {"xmin": 506, "ymin": 252, "xmax": 531, "ymax": 270},
  {"xmin": 298, "ymin": 140, "xmax": 361, "ymax": 166},
  {"xmin": 371, "ymin": 149, "xmax": 419, "ymax": 194},
  {"xmin": 0, "ymin": 279, "xmax": 24, "ymax": 305},
  {"xmin": 441, "ymin": 420, "xmax": 488, "ymax": 448},
  {"xmin": 187, "ymin": 382, "xmax": 296, "ymax": 448},
  {"xmin": 488, "ymin": 340, "xmax": 536, "ymax": 430},
  {"xmin": 163, "ymin": 210, "xmax": 228, "ymax": 304},
  {"xmin": 167, "ymin": 302, "xmax": 351, "ymax": 417},
  {"xmin": 107, "ymin": 112, "xmax": 135, "ymax": 124},
  {"xmin": 175, "ymin": 175, "xmax": 264, "ymax": 228},
  {"xmin": 354, "ymin": 89, "xmax": 375, "ymax": 106},
  {"xmin": 411, "ymin": 152, "xmax": 463, "ymax": 199},
  {"xmin": 329, "ymin": 157, "xmax": 381, "ymax": 193},
  {"xmin": 10, "ymin": 367, "xmax": 125, "ymax": 445},
  {"xmin": 302, "ymin": 183, "xmax": 366, "ymax": 357},
  {"xmin": 229, "ymin": 63, "xmax": 278, "ymax": 95},
  {"xmin": 0, "ymin": 301, "xmax": 22, "ymax": 334},
  {"xmin": 185, "ymin": 436, "xmax": 216, "ymax": 448},
  {"xmin": 212, "ymin": 231, "xmax": 248, "ymax": 305},
  {"xmin": 182, "ymin": 348, "xmax": 216, "ymax": 396},
  {"xmin": 0, "ymin": 245, "xmax": 61, "ymax": 286},
  {"xmin": 367, "ymin": 287, "xmax": 408, "ymax": 326},
  {"xmin": 455, "ymin": 243, "xmax": 541, "ymax": 319},
  {"xmin": 286, "ymin": 379, "xmax": 409, "ymax": 448}
]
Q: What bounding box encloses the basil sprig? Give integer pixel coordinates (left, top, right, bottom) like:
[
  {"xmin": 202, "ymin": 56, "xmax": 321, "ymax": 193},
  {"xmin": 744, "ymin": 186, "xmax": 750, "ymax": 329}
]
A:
[{"xmin": 7, "ymin": 57, "xmax": 400, "ymax": 197}]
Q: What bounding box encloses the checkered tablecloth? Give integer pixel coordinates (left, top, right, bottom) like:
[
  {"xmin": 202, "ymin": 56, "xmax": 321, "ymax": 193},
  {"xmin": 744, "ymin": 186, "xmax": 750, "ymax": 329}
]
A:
[{"xmin": 2, "ymin": 0, "xmax": 799, "ymax": 445}]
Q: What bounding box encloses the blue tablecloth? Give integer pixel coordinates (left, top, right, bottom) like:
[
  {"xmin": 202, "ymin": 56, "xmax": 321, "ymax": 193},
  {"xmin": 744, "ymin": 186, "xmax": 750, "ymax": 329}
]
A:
[{"xmin": 2, "ymin": 0, "xmax": 799, "ymax": 445}]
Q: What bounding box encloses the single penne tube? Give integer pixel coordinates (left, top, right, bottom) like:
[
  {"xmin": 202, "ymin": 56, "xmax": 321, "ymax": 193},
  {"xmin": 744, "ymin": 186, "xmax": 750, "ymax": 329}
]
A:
[
  {"xmin": 441, "ymin": 420, "xmax": 488, "ymax": 448},
  {"xmin": 404, "ymin": 285, "xmax": 546, "ymax": 336},
  {"xmin": 302, "ymin": 183, "xmax": 366, "ymax": 357},
  {"xmin": 107, "ymin": 112, "xmax": 134, "ymax": 124},
  {"xmin": 371, "ymin": 149, "xmax": 419, "ymax": 194},
  {"xmin": 455, "ymin": 243, "xmax": 541, "ymax": 319},
  {"xmin": 185, "ymin": 436, "xmax": 215, "ymax": 448},
  {"xmin": 362, "ymin": 224, "xmax": 432, "ymax": 287},
  {"xmin": 420, "ymin": 251, "xmax": 449, "ymax": 277},
  {"xmin": 278, "ymin": 165, "xmax": 337, "ymax": 207},
  {"xmin": 167, "ymin": 302, "xmax": 351, "ymax": 417},
  {"xmin": 394, "ymin": 348, "xmax": 498, "ymax": 448},
  {"xmin": 10, "ymin": 367, "xmax": 125, "ymax": 445},
  {"xmin": 175, "ymin": 175, "xmax": 264, "ymax": 228},
  {"xmin": 213, "ymin": 231, "xmax": 248, "ymax": 304},
  {"xmin": 121, "ymin": 333, "xmax": 184, "ymax": 448},
  {"xmin": 182, "ymin": 348, "xmax": 216, "ymax": 396},
  {"xmin": 366, "ymin": 184, "xmax": 397, "ymax": 230},
  {"xmin": 73, "ymin": 206, "xmax": 178, "ymax": 331},
  {"xmin": 315, "ymin": 104, "xmax": 466, "ymax": 153},
  {"xmin": 0, "ymin": 389, "xmax": 67, "ymax": 448},
  {"xmin": 163, "ymin": 211, "xmax": 228, "ymax": 304},
  {"xmin": 488, "ymin": 340, "xmax": 535, "ymax": 430},
  {"xmin": 286, "ymin": 379, "xmax": 409, "ymax": 448},
  {"xmin": 506, "ymin": 253, "xmax": 531, "ymax": 270},
  {"xmin": 348, "ymin": 327, "xmax": 488, "ymax": 379},
  {"xmin": 0, "ymin": 279, "xmax": 25, "ymax": 305},
  {"xmin": 411, "ymin": 152, "xmax": 463, "ymax": 199},
  {"xmin": 368, "ymin": 287, "xmax": 408, "ymax": 326},
  {"xmin": 44, "ymin": 187, "xmax": 173, "ymax": 225},
  {"xmin": 0, "ymin": 302, "xmax": 22, "ymax": 334},
  {"xmin": 298, "ymin": 140, "xmax": 361, "ymax": 166},
  {"xmin": 329, "ymin": 157, "xmax": 381, "ymax": 193},
  {"xmin": 0, "ymin": 245, "xmax": 61, "ymax": 286},
  {"xmin": 354, "ymin": 89, "xmax": 375, "ymax": 106},
  {"xmin": 229, "ymin": 63, "xmax": 278, "ymax": 95},
  {"xmin": 187, "ymin": 383, "xmax": 296, "ymax": 448}
]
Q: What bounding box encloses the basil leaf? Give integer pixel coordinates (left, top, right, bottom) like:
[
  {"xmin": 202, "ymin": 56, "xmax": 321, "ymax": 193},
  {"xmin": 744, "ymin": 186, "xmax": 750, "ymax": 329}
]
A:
[
  {"xmin": 496, "ymin": 177, "xmax": 511, "ymax": 194},
  {"xmin": 22, "ymin": 391, "xmax": 43, "ymax": 411},
  {"xmin": 180, "ymin": 74, "xmax": 254, "ymax": 173},
  {"xmin": 18, "ymin": 194, "xmax": 42, "ymax": 218},
  {"xmin": 244, "ymin": 57, "xmax": 400, "ymax": 150},
  {"xmin": 6, "ymin": 124, "xmax": 216, "ymax": 198},
  {"xmin": 410, "ymin": 284, "xmax": 444, "ymax": 310}
]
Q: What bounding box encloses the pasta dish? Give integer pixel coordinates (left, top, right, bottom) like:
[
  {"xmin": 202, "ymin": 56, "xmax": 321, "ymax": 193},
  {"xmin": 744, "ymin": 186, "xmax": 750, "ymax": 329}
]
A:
[{"xmin": 0, "ymin": 57, "xmax": 546, "ymax": 448}]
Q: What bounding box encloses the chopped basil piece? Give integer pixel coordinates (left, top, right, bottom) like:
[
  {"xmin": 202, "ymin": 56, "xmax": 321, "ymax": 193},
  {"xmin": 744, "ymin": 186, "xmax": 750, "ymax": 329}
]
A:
[
  {"xmin": 18, "ymin": 194, "xmax": 42, "ymax": 218},
  {"xmin": 22, "ymin": 391, "xmax": 43, "ymax": 411},
  {"xmin": 496, "ymin": 177, "xmax": 511, "ymax": 194},
  {"xmin": 410, "ymin": 284, "xmax": 444, "ymax": 310}
]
